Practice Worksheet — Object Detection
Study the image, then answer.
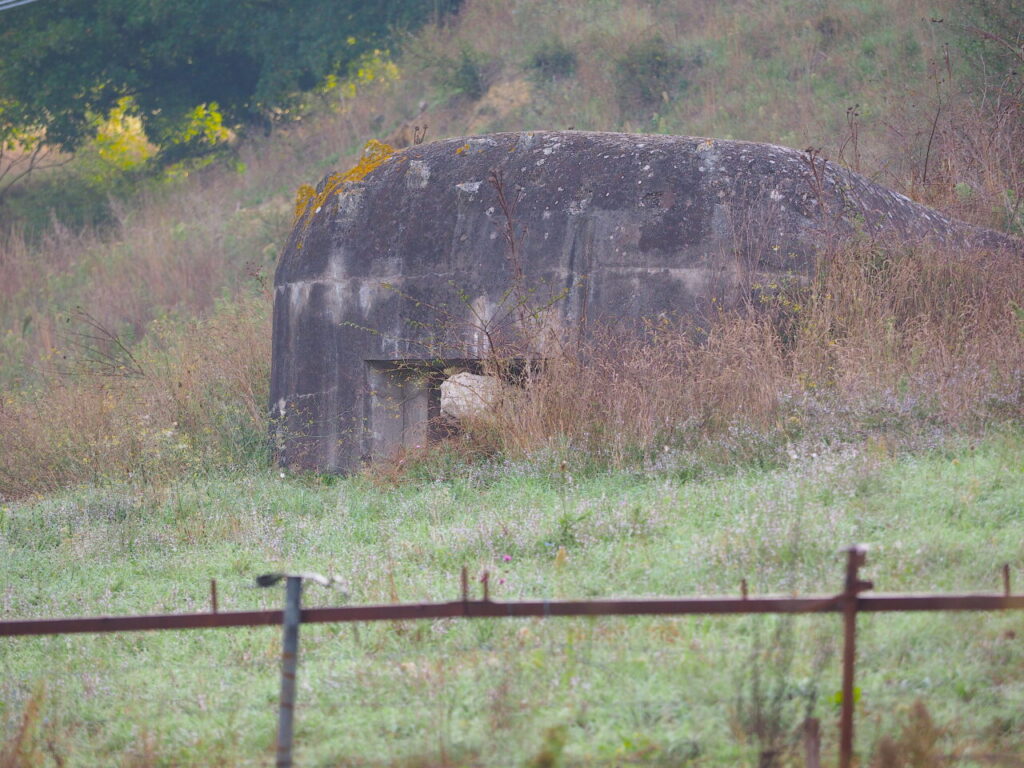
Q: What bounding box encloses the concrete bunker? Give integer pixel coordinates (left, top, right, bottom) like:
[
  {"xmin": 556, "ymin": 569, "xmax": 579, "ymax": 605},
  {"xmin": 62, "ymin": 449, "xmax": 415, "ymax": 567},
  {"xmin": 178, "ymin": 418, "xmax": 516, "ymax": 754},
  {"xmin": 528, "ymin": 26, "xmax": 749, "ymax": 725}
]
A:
[{"xmin": 270, "ymin": 130, "xmax": 1017, "ymax": 472}]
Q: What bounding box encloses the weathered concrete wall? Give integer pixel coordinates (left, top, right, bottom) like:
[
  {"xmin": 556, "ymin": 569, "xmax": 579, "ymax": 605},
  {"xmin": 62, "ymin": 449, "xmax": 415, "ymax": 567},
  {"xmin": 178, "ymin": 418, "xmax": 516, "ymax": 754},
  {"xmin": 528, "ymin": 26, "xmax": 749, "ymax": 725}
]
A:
[{"xmin": 271, "ymin": 130, "xmax": 1018, "ymax": 472}]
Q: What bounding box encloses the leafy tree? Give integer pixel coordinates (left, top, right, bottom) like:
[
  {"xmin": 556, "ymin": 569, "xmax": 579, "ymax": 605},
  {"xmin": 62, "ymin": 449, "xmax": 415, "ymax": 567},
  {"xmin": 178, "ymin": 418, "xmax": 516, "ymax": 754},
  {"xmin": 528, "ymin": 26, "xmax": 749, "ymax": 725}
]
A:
[{"xmin": 0, "ymin": 0, "xmax": 459, "ymax": 156}]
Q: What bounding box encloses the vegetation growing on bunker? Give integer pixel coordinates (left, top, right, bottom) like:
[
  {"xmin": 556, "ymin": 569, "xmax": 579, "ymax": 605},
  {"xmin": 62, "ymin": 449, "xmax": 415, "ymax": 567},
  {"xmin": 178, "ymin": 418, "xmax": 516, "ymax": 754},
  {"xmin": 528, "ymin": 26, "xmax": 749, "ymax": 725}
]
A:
[{"xmin": 293, "ymin": 138, "xmax": 398, "ymax": 222}]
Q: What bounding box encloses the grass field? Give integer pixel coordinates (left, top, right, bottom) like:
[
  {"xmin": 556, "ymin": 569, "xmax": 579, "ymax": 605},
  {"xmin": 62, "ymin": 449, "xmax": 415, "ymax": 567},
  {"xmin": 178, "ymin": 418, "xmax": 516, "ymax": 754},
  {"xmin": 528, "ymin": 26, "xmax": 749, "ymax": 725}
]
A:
[{"xmin": 3, "ymin": 429, "xmax": 1023, "ymax": 765}]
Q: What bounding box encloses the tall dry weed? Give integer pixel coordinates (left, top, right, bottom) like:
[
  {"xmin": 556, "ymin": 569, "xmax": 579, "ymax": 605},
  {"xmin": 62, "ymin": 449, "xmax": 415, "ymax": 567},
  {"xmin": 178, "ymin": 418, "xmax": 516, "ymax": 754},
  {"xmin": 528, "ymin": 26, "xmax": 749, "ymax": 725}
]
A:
[
  {"xmin": 0, "ymin": 684, "xmax": 45, "ymax": 768},
  {"xmin": 455, "ymin": 236, "xmax": 1023, "ymax": 470},
  {"xmin": 865, "ymin": 10, "xmax": 1024, "ymax": 235},
  {"xmin": 794, "ymin": 238, "xmax": 1024, "ymax": 419},
  {"xmin": 871, "ymin": 699, "xmax": 960, "ymax": 768},
  {"xmin": 0, "ymin": 293, "xmax": 271, "ymax": 500}
]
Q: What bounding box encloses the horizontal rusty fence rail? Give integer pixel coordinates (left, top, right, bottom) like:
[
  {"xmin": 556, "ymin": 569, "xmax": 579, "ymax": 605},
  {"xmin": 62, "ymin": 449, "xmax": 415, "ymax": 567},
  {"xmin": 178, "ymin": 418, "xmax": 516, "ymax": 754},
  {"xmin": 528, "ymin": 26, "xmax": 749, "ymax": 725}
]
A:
[{"xmin": 3, "ymin": 593, "xmax": 1024, "ymax": 637}]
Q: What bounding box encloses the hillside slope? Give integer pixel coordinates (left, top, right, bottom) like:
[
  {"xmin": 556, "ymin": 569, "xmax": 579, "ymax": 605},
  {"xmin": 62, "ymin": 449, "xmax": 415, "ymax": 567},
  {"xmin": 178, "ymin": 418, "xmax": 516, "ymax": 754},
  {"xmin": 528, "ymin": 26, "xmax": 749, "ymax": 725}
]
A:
[{"xmin": 1, "ymin": 0, "xmax": 1021, "ymax": 496}]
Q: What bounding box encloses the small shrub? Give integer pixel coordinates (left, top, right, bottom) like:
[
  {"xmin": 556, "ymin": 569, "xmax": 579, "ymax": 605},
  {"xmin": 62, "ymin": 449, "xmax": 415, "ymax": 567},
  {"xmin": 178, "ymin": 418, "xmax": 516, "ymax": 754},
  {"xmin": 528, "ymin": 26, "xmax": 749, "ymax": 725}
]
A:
[
  {"xmin": 871, "ymin": 700, "xmax": 959, "ymax": 767},
  {"xmin": 731, "ymin": 616, "xmax": 820, "ymax": 767},
  {"xmin": 528, "ymin": 38, "xmax": 577, "ymax": 82},
  {"xmin": 612, "ymin": 36, "xmax": 691, "ymax": 113},
  {"xmin": 433, "ymin": 44, "xmax": 492, "ymax": 100},
  {"xmin": 526, "ymin": 724, "xmax": 568, "ymax": 768}
]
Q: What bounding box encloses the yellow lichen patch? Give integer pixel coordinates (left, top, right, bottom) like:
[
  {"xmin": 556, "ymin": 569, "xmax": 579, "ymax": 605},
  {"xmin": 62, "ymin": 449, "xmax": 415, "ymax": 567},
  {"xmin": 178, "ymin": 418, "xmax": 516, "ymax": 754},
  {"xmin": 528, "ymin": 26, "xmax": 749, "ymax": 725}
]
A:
[
  {"xmin": 455, "ymin": 143, "xmax": 470, "ymax": 155},
  {"xmin": 293, "ymin": 139, "xmax": 396, "ymax": 223},
  {"xmin": 345, "ymin": 139, "xmax": 396, "ymax": 182},
  {"xmin": 294, "ymin": 184, "xmax": 316, "ymax": 219}
]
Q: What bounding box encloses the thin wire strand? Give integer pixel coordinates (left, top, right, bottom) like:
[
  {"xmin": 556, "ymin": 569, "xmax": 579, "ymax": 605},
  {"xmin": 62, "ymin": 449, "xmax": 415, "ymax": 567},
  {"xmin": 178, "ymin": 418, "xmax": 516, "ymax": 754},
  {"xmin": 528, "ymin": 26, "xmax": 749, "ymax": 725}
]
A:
[{"xmin": 0, "ymin": 0, "xmax": 46, "ymax": 11}]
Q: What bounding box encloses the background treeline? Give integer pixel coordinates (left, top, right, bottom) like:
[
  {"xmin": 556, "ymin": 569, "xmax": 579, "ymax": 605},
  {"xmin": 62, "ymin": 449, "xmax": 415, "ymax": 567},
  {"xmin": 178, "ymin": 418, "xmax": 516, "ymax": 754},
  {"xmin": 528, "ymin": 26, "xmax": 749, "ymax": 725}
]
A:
[{"xmin": 0, "ymin": 0, "xmax": 460, "ymax": 225}]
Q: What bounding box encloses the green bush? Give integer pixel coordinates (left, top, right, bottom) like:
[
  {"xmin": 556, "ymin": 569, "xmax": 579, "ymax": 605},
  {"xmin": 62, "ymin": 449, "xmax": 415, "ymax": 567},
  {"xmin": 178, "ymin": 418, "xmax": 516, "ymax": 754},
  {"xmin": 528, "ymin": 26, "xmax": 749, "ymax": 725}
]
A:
[
  {"xmin": 528, "ymin": 38, "xmax": 577, "ymax": 82},
  {"xmin": 434, "ymin": 44, "xmax": 491, "ymax": 100},
  {"xmin": 613, "ymin": 36, "xmax": 691, "ymax": 113}
]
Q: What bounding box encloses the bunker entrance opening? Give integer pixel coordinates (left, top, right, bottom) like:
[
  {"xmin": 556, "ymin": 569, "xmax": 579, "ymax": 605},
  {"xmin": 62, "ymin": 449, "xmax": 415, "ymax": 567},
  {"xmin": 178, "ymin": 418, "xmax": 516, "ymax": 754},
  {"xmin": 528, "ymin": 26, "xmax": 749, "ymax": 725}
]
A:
[{"xmin": 365, "ymin": 358, "xmax": 534, "ymax": 460}]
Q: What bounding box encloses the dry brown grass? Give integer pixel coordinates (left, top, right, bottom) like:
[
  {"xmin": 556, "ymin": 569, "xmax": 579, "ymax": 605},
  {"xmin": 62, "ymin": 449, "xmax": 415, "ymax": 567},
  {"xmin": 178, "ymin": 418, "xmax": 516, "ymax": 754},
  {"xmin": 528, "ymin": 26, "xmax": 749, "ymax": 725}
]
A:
[
  {"xmin": 477, "ymin": 315, "xmax": 785, "ymax": 466},
  {"xmin": 459, "ymin": 236, "xmax": 1024, "ymax": 468},
  {"xmin": 0, "ymin": 166, "xmax": 288, "ymax": 389},
  {"xmin": 0, "ymin": 293, "xmax": 271, "ymax": 500},
  {"xmin": 875, "ymin": 45, "xmax": 1024, "ymax": 234},
  {"xmin": 797, "ymin": 239, "xmax": 1024, "ymax": 404}
]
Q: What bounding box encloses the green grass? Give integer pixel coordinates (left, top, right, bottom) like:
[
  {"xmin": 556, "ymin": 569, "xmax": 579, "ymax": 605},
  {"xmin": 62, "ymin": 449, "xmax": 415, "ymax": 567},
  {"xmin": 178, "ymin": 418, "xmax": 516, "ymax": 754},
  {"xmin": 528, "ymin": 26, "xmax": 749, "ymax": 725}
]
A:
[{"xmin": 3, "ymin": 430, "xmax": 1023, "ymax": 765}]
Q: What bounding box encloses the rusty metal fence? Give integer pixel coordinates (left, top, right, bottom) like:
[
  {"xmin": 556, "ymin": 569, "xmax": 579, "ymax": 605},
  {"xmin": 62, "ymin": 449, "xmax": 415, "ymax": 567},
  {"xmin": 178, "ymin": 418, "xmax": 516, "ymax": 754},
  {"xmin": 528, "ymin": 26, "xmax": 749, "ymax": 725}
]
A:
[{"xmin": 3, "ymin": 547, "xmax": 1023, "ymax": 768}]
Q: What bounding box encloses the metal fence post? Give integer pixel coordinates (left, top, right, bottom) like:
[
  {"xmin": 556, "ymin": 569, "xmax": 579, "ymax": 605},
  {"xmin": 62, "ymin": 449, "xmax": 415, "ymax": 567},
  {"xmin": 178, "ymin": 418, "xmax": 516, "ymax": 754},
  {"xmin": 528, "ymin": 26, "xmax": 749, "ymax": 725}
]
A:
[
  {"xmin": 839, "ymin": 546, "xmax": 872, "ymax": 768},
  {"xmin": 803, "ymin": 717, "xmax": 822, "ymax": 768},
  {"xmin": 277, "ymin": 576, "xmax": 303, "ymax": 768}
]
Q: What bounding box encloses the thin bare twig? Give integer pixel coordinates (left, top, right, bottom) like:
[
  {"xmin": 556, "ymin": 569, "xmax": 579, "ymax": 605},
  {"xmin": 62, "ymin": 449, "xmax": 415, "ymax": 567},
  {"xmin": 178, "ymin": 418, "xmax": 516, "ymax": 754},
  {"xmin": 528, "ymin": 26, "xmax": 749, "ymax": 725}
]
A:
[{"xmin": 54, "ymin": 309, "xmax": 146, "ymax": 379}]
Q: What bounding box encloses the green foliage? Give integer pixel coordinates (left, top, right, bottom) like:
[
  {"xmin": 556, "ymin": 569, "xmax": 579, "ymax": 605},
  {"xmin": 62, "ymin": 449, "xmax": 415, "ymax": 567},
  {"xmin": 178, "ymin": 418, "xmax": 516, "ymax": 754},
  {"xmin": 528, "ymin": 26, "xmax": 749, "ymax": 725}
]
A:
[
  {"xmin": 432, "ymin": 44, "xmax": 492, "ymax": 100},
  {"xmin": 954, "ymin": 0, "xmax": 1024, "ymax": 79},
  {"xmin": 612, "ymin": 36, "xmax": 696, "ymax": 114},
  {"xmin": 528, "ymin": 38, "xmax": 578, "ymax": 82},
  {"xmin": 0, "ymin": 0, "xmax": 461, "ymax": 153},
  {"xmin": 332, "ymin": 46, "xmax": 402, "ymax": 100}
]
